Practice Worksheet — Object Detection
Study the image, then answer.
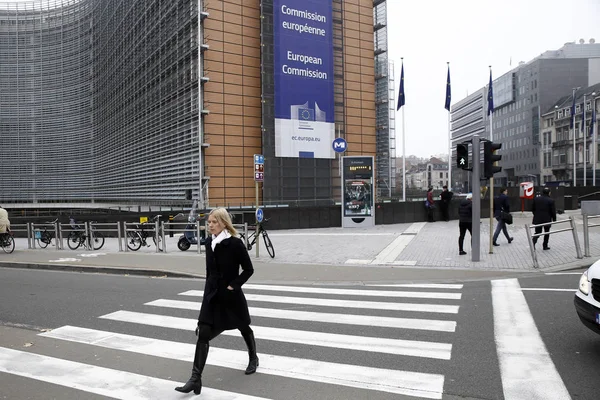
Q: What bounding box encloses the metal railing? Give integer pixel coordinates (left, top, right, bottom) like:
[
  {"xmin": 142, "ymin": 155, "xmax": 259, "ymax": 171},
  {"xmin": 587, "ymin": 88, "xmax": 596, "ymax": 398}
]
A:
[
  {"xmin": 123, "ymin": 220, "xmax": 164, "ymax": 253},
  {"xmin": 583, "ymin": 214, "xmax": 600, "ymax": 257},
  {"xmin": 525, "ymin": 216, "xmax": 583, "ymax": 268},
  {"xmin": 165, "ymin": 221, "xmax": 206, "ymax": 254},
  {"xmin": 30, "ymin": 220, "xmax": 60, "ymax": 250}
]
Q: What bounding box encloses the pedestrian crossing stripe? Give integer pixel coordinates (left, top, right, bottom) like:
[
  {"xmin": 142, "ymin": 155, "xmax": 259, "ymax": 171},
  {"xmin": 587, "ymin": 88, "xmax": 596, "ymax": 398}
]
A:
[
  {"xmin": 0, "ymin": 346, "xmax": 271, "ymax": 400},
  {"xmin": 240, "ymin": 284, "xmax": 463, "ymax": 299},
  {"xmin": 100, "ymin": 310, "xmax": 453, "ymax": 360},
  {"xmin": 147, "ymin": 299, "xmax": 457, "ymax": 332},
  {"xmin": 180, "ymin": 292, "xmax": 461, "ymax": 314},
  {"xmin": 41, "ymin": 325, "xmax": 445, "ymax": 399},
  {"xmin": 366, "ymin": 283, "xmax": 464, "ymax": 289}
]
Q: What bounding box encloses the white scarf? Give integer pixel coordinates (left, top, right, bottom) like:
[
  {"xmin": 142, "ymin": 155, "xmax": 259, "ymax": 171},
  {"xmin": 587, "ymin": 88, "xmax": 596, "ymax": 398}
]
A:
[{"xmin": 211, "ymin": 229, "xmax": 231, "ymax": 251}]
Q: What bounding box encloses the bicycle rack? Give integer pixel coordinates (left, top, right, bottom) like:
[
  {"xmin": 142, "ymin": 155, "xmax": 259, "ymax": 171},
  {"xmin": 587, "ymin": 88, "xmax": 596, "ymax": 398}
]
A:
[
  {"xmin": 89, "ymin": 221, "xmax": 123, "ymax": 252},
  {"xmin": 124, "ymin": 221, "xmax": 163, "ymax": 253},
  {"xmin": 3, "ymin": 223, "xmax": 28, "ymax": 250},
  {"xmin": 166, "ymin": 221, "xmax": 207, "ymax": 254},
  {"xmin": 30, "ymin": 221, "xmax": 61, "ymax": 250},
  {"xmin": 233, "ymin": 223, "xmax": 249, "ymax": 250}
]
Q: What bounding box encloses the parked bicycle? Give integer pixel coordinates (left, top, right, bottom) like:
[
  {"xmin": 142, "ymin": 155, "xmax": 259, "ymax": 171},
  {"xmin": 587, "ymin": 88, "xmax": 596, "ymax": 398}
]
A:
[
  {"xmin": 239, "ymin": 219, "xmax": 275, "ymax": 258},
  {"xmin": 127, "ymin": 215, "xmax": 164, "ymax": 251},
  {"xmin": 0, "ymin": 230, "xmax": 14, "ymax": 254},
  {"xmin": 67, "ymin": 218, "xmax": 105, "ymax": 250},
  {"xmin": 35, "ymin": 218, "xmax": 58, "ymax": 249}
]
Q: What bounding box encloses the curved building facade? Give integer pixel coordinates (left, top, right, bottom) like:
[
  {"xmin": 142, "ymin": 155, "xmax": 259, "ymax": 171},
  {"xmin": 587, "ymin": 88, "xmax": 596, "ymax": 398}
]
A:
[{"xmin": 1, "ymin": 0, "xmax": 381, "ymax": 207}]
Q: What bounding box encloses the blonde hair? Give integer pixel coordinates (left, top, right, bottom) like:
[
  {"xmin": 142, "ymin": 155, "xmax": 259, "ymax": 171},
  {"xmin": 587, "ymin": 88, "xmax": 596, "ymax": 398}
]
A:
[{"xmin": 209, "ymin": 207, "xmax": 238, "ymax": 236}]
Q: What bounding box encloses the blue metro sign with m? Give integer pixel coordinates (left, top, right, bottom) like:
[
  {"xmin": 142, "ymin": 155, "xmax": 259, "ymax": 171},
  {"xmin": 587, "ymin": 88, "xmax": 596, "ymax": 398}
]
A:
[{"xmin": 332, "ymin": 137, "xmax": 347, "ymax": 153}]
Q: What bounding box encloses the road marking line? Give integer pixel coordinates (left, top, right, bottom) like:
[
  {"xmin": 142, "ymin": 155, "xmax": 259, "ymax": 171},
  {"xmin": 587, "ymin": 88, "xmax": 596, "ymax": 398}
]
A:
[
  {"xmin": 366, "ymin": 284, "xmax": 464, "ymax": 289},
  {"xmin": 268, "ymin": 233, "xmax": 396, "ymax": 236},
  {"xmin": 241, "ymin": 284, "xmax": 462, "ymax": 300},
  {"xmin": 0, "ymin": 346, "xmax": 269, "ymax": 400},
  {"xmin": 492, "ymin": 279, "xmax": 571, "ymax": 400},
  {"xmin": 42, "ymin": 326, "xmax": 445, "ymax": 399},
  {"xmin": 370, "ymin": 222, "xmax": 425, "ymax": 264},
  {"xmin": 99, "ymin": 310, "xmax": 452, "ymax": 360},
  {"xmin": 520, "ymin": 288, "xmax": 576, "ymax": 292},
  {"xmin": 147, "ymin": 299, "xmax": 457, "ymax": 332},
  {"xmin": 545, "ymin": 272, "xmax": 583, "ymax": 275},
  {"xmin": 179, "ymin": 292, "xmax": 460, "ymax": 314},
  {"xmin": 345, "ymin": 259, "xmax": 373, "ymax": 264}
]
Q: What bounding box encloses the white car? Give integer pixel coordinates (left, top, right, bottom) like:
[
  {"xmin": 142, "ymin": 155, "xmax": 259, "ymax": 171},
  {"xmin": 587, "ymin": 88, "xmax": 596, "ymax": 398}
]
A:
[{"xmin": 575, "ymin": 260, "xmax": 600, "ymax": 334}]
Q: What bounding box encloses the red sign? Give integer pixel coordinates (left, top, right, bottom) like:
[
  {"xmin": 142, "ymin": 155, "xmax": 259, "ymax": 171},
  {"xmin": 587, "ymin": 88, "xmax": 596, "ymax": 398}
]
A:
[{"xmin": 519, "ymin": 182, "xmax": 534, "ymax": 199}]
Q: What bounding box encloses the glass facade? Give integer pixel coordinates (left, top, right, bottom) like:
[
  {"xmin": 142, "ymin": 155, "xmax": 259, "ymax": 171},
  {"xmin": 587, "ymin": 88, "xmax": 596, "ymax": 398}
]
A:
[{"xmin": 0, "ymin": 0, "xmax": 201, "ymax": 203}]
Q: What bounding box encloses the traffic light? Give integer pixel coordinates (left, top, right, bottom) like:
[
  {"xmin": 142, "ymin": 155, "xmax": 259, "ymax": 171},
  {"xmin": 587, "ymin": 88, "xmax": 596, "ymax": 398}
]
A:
[
  {"xmin": 483, "ymin": 141, "xmax": 502, "ymax": 178},
  {"xmin": 456, "ymin": 143, "xmax": 469, "ymax": 170}
]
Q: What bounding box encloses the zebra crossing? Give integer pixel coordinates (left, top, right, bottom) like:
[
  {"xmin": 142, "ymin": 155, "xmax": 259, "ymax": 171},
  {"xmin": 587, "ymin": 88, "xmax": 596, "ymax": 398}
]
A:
[{"xmin": 0, "ymin": 282, "xmax": 464, "ymax": 399}]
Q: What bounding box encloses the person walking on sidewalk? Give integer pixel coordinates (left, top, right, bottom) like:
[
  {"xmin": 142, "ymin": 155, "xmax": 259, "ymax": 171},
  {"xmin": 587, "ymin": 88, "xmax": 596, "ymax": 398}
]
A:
[
  {"xmin": 426, "ymin": 186, "xmax": 435, "ymax": 222},
  {"xmin": 493, "ymin": 187, "xmax": 513, "ymax": 246},
  {"xmin": 531, "ymin": 187, "xmax": 556, "ymax": 250},
  {"xmin": 440, "ymin": 186, "xmax": 453, "ymax": 222},
  {"xmin": 175, "ymin": 207, "xmax": 258, "ymax": 395},
  {"xmin": 458, "ymin": 193, "xmax": 473, "ymax": 255}
]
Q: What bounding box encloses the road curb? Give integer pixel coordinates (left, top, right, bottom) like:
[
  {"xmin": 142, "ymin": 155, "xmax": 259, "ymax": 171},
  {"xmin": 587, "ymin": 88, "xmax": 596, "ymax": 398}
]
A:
[{"xmin": 0, "ymin": 261, "xmax": 205, "ymax": 279}]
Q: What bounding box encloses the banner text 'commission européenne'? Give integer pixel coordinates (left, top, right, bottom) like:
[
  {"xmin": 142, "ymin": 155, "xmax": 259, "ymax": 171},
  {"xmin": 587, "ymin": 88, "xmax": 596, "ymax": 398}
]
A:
[{"xmin": 280, "ymin": 5, "xmax": 327, "ymax": 37}]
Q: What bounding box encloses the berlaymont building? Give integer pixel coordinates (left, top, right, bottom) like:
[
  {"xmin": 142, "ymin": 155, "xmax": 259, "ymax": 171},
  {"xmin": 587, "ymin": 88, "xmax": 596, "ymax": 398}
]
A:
[{"xmin": 0, "ymin": 0, "xmax": 394, "ymax": 208}]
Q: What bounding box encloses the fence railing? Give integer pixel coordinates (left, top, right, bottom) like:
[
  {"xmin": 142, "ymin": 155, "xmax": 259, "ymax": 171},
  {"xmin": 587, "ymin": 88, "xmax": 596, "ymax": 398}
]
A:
[
  {"xmin": 525, "ymin": 216, "xmax": 582, "ymax": 268},
  {"xmin": 583, "ymin": 214, "xmax": 600, "ymax": 257}
]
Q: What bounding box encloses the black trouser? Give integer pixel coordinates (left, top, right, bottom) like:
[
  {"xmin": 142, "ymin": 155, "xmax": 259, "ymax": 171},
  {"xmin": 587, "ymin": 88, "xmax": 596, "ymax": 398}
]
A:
[
  {"xmin": 440, "ymin": 203, "xmax": 449, "ymax": 221},
  {"xmin": 427, "ymin": 207, "xmax": 434, "ymax": 222},
  {"xmin": 458, "ymin": 222, "xmax": 472, "ymax": 251},
  {"xmin": 532, "ymin": 225, "xmax": 551, "ymax": 247}
]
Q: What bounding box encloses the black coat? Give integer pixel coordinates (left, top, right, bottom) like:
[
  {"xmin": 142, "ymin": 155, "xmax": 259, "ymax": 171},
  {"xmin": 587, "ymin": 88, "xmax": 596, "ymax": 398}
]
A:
[
  {"xmin": 198, "ymin": 235, "xmax": 254, "ymax": 331},
  {"xmin": 458, "ymin": 199, "xmax": 472, "ymax": 223},
  {"xmin": 493, "ymin": 193, "xmax": 510, "ymax": 218},
  {"xmin": 532, "ymin": 194, "xmax": 556, "ymax": 225}
]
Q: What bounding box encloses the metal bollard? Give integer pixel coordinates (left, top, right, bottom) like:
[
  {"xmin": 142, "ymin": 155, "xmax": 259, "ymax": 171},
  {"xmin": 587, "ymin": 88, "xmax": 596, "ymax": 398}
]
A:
[
  {"xmin": 570, "ymin": 216, "xmax": 583, "ymax": 259},
  {"xmin": 583, "ymin": 214, "xmax": 590, "ymax": 257},
  {"xmin": 161, "ymin": 221, "xmax": 167, "ymax": 253},
  {"xmin": 27, "ymin": 223, "xmax": 32, "ymax": 249},
  {"xmin": 197, "ymin": 221, "xmax": 202, "ymax": 255},
  {"xmin": 525, "ymin": 223, "xmax": 539, "ymax": 269},
  {"xmin": 124, "ymin": 223, "xmax": 129, "ymax": 253},
  {"xmin": 85, "ymin": 221, "xmax": 93, "ymax": 251},
  {"xmin": 117, "ymin": 221, "xmax": 123, "ymax": 252},
  {"xmin": 58, "ymin": 223, "xmax": 64, "ymax": 250},
  {"xmin": 54, "ymin": 221, "xmax": 60, "ymax": 250},
  {"xmin": 155, "ymin": 220, "xmax": 160, "ymax": 253},
  {"xmin": 243, "ymin": 222, "xmax": 248, "ymax": 250}
]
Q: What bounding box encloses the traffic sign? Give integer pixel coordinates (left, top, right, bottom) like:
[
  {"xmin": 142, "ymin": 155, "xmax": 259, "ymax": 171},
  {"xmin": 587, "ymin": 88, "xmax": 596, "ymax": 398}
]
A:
[
  {"xmin": 255, "ymin": 208, "xmax": 264, "ymax": 223},
  {"xmin": 332, "ymin": 138, "xmax": 347, "ymax": 153},
  {"xmin": 254, "ymin": 154, "xmax": 264, "ymax": 182}
]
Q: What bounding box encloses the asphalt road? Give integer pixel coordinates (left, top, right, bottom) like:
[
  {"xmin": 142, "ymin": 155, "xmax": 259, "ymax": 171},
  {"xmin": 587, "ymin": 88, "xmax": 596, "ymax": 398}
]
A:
[{"xmin": 0, "ymin": 268, "xmax": 597, "ymax": 400}]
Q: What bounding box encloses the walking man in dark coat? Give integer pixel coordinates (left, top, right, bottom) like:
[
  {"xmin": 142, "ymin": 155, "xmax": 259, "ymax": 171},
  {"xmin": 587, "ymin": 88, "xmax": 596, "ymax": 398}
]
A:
[
  {"xmin": 531, "ymin": 187, "xmax": 557, "ymax": 250},
  {"xmin": 176, "ymin": 208, "xmax": 258, "ymax": 395},
  {"xmin": 440, "ymin": 185, "xmax": 454, "ymax": 222},
  {"xmin": 458, "ymin": 193, "xmax": 472, "ymax": 255},
  {"xmin": 493, "ymin": 187, "xmax": 513, "ymax": 246}
]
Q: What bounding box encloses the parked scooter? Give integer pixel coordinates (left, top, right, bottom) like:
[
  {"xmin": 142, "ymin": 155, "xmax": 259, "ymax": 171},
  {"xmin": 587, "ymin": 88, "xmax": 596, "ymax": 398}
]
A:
[{"xmin": 177, "ymin": 201, "xmax": 206, "ymax": 251}]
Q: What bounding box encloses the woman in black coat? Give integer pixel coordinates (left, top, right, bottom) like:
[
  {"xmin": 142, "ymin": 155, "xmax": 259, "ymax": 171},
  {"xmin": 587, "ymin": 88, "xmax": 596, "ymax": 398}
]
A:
[{"xmin": 175, "ymin": 207, "xmax": 258, "ymax": 395}]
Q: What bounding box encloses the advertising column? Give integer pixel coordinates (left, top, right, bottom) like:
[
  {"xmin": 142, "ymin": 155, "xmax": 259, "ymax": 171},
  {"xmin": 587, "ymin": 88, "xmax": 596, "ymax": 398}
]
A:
[
  {"xmin": 342, "ymin": 156, "xmax": 375, "ymax": 227},
  {"xmin": 273, "ymin": 0, "xmax": 335, "ymax": 159}
]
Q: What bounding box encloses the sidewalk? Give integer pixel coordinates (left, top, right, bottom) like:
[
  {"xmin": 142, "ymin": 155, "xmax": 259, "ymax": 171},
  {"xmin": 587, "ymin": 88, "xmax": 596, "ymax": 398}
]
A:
[{"xmin": 0, "ymin": 210, "xmax": 595, "ymax": 283}]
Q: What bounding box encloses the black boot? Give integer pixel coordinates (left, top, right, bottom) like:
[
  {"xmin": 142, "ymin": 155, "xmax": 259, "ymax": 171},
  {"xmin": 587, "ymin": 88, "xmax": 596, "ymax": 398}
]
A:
[
  {"xmin": 242, "ymin": 329, "xmax": 259, "ymax": 375},
  {"xmin": 175, "ymin": 341, "xmax": 209, "ymax": 395}
]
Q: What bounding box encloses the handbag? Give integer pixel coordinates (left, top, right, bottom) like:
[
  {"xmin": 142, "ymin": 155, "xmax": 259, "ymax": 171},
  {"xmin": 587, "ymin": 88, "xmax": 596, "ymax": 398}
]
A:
[{"xmin": 501, "ymin": 211, "xmax": 513, "ymax": 225}]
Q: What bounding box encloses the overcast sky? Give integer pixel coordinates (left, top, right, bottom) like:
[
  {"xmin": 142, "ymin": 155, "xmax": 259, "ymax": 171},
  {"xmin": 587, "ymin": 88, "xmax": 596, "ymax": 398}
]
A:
[{"xmin": 387, "ymin": 0, "xmax": 600, "ymax": 159}]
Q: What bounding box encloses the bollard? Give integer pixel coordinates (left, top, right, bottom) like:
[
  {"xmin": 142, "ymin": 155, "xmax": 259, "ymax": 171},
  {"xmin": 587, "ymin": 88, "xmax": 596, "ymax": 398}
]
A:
[
  {"xmin": 161, "ymin": 221, "xmax": 167, "ymax": 253},
  {"xmin": 169, "ymin": 215, "xmax": 174, "ymax": 238},
  {"xmin": 197, "ymin": 221, "xmax": 202, "ymax": 255},
  {"xmin": 243, "ymin": 222, "xmax": 248, "ymax": 250},
  {"xmin": 27, "ymin": 222, "xmax": 32, "ymax": 249},
  {"xmin": 155, "ymin": 220, "xmax": 160, "ymax": 253},
  {"xmin": 117, "ymin": 221, "xmax": 123, "ymax": 252},
  {"xmin": 54, "ymin": 221, "xmax": 60, "ymax": 250},
  {"xmin": 124, "ymin": 222, "xmax": 130, "ymax": 253}
]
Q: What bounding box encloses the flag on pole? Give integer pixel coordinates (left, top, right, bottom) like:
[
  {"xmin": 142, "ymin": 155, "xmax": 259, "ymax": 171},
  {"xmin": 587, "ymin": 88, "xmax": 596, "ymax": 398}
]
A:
[
  {"xmin": 397, "ymin": 62, "xmax": 405, "ymax": 111},
  {"xmin": 444, "ymin": 64, "xmax": 451, "ymax": 111},
  {"xmin": 570, "ymin": 90, "xmax": 577, "ymax": 129},
  {"xmin": 487, "ymin": 70, "xmax": 494, "ymax": 115}
]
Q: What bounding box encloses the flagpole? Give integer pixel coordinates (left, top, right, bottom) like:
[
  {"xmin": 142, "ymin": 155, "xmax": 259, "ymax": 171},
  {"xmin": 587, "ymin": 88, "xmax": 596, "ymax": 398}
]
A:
[
  {"xmin": 402, "ymin": 106, "xmax": 406, "ymax": 202},
  {"xmin": 583, "ymin": 94, "xmax": 587, "ymax": 186},
  {"xmin": 488, "ymin": 66, "xmax": 494, "ymax": 255},
  {"xmin": 572, "ymin": 87, "xmax": 578, "ymax": 187},
  {"xmin": 446, "ymin": 62, "xmax": 452, "ymax": 191},
  {"xmin": 594, "ymin": 97, "xmax": 598, "ymax": 186}
]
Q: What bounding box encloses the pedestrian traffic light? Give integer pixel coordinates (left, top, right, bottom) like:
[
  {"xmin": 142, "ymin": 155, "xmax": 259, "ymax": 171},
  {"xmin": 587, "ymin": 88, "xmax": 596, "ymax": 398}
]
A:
[
  {"xmin": 456, "ymin": 143, "xmax": 469, "ymax": 170},
  {"xmin": 483, "ymin": 141, "xmax": 502, "ymax": 178}
]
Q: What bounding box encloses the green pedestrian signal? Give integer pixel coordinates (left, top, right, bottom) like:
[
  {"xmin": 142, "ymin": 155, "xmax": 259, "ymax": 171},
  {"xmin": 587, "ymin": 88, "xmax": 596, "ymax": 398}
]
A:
[{"xmin": 456, "ymin": 143, "xmax": 469, "ymax": 170}]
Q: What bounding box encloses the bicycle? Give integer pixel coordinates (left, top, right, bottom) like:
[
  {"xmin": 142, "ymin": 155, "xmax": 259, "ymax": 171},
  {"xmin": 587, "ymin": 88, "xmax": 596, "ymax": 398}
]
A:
[
  {"xmin": 0, "ymin": 230, "xmax": 15, "ymax": 254},
  {"xmin": 66, "ymin": 219, "xmax": 105, "ymax": 250},
  {"xmin": 127, "ymin": 215, "xmax": 163, "ymax": 251},
  {"xmin": 239, "ymin": 219, "xmax": 275, "ymax": 258},
  {"xmin": 35, "ymin": 218, "xmax": 58, "ymax": 249}
]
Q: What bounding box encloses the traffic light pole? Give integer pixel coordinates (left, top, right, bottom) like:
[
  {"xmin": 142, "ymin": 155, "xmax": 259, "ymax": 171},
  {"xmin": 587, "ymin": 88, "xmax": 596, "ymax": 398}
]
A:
[{"xmin": 471, "ymin": 135, "xmax": 481, "ymax": 262}]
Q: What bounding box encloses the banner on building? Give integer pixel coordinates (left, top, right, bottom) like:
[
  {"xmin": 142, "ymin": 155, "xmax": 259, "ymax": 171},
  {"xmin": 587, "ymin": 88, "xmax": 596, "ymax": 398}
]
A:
[{"xmin": 273, "ymin": 0, "xmax": 335, "ymax": 159}]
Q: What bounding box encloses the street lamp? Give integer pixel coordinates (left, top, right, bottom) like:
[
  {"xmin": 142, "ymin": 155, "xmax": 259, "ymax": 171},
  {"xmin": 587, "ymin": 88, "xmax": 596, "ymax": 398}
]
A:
[
  {"xmin": 572, "ymin": 87, "xmax": 581, "ymax": 187},
  {"xmin": 582, "ymin": 91, "xmax": 596, "ymax": 186}
]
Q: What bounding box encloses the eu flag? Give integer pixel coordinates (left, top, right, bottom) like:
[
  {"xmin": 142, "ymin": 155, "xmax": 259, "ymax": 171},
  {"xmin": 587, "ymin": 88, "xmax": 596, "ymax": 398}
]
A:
[
  {"xmin": 444, "ymin": 65, "xmax": 451, "ymax": 111},
  {"xmin": 397, "ymin": 63, "xmax": 405, "ymax": 111},
  {"xmin": 487, "ymin": 70, "xmax": 494, "ymax": 116},
  {"xmin": 570, "ymin": 90, "xmax": 577, "ymax": 129}
]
